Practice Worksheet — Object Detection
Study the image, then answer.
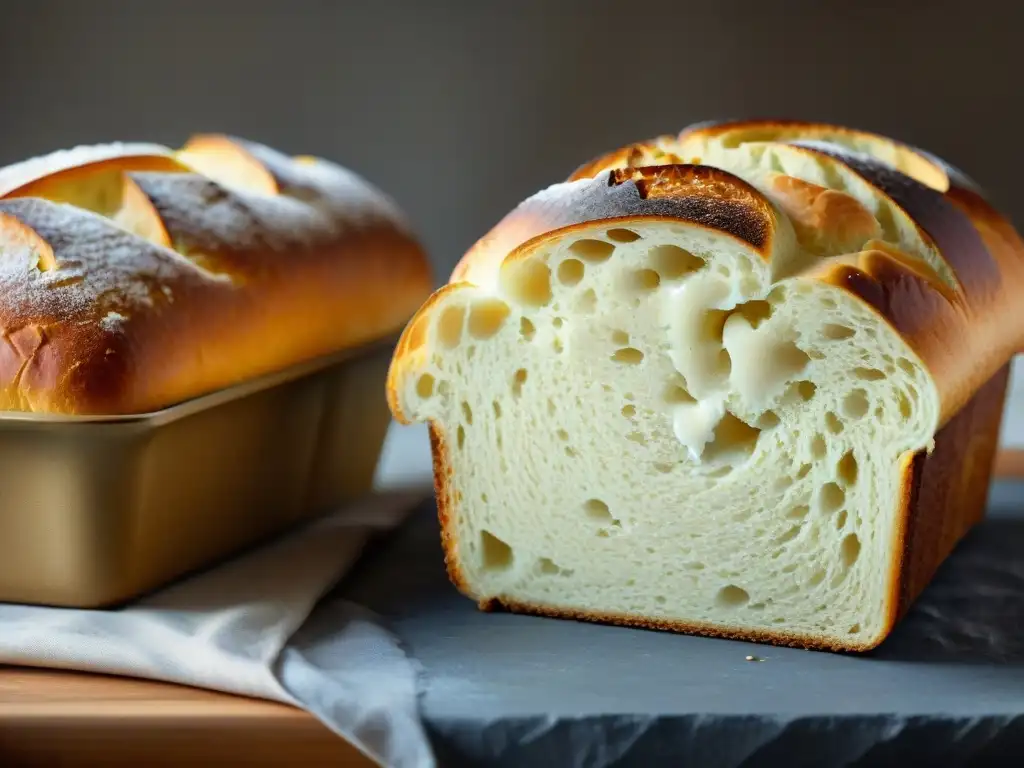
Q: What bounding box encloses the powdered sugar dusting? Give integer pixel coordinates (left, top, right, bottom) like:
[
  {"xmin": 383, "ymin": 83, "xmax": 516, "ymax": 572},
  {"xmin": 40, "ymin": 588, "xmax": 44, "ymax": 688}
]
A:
[
  {"xmin": 229, "ymin": 138, "xmax": 412, "ymax": 233},
  {"xmin": 130, "ymin": 173, "xmax": 336, "ymax": 255},
  {"xmin": 99, "ymin": 310, "xmax": 127, "ymax": 333},
  {"xmin": 0, "ymin": 197, "xmax": 204, "ymax": 324},
  {"xmin": 283, "ymin": 159, "xmax": 411, "ymax": 230},
  {"xmin": 0, "ymin": 142, "xmax": 174, "ymax": 196},
  {"xmin": 130, "ymin": 160, "xmax": 412, "ymax": 258}
]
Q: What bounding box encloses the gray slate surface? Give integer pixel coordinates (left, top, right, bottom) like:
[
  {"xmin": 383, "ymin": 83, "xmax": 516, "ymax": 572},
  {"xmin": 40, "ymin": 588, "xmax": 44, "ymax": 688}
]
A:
[{"xmin": 340, "ymin": 481, "xmax": 1024, "ymax": 767}]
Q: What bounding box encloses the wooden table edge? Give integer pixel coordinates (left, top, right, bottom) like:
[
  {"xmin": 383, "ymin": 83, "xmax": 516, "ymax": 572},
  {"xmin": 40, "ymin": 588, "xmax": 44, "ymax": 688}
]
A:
[
  {"xmin": 994, "ymin": 447, "xmax": 1024, "ymax": 478},
  {"xmin": 0, "ymin": 667, "xmax": 377, "ymax": 766}
]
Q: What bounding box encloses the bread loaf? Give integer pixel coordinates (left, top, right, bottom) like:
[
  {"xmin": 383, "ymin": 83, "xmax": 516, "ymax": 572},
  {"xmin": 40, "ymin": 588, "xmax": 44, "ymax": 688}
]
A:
[
  {"xmin": 387, "ymin": 119, "xmax": 1023, "ymax": 651},
  {"xmin": 0, "ymin": 135, "xmax": 431, "ymax": 415}
]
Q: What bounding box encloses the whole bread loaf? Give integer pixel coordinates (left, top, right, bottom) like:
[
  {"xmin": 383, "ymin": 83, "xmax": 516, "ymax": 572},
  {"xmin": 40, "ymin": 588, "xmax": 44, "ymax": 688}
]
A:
[
  {"xmin": 0, "ymin": 135, "xmax": 431, "ymax": 415},
  {"xmin": 387, "ymin": 119, "xmax": 1024, "ymax": 651}
]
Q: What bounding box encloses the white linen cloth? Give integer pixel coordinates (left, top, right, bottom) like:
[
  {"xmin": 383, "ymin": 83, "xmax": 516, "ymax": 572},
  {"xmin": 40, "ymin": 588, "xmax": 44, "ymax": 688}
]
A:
[{"xmin": 0, "ymin": 423, "xmax": 438, "ymax": 768}]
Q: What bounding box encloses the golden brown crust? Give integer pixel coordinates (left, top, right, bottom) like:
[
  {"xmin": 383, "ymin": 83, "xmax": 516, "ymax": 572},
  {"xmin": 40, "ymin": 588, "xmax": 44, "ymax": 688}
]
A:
[
  {"xmin": 568, "ymin": 137, "xmax": 685, "ymax": 182},
  {"xmin": 177, "ymin": 135, "xmax": 279, "ymax": 196},
  {"xmin": 450, "ymin": 163, "xmax": 780, "ymax": 288},
  {"xmin": 803, "ymin": 142, "xmax": 1000, "ymax": 295},
  {"xmin": 608, "ymin": 165, "xmax": 774, "ymax": 251},
  {"xmin": 677, "ymin": 118, "xmax": 951, "ymax": 193},
  {"xmin": 891, "ymin": 364, "xmax": 1008, "ymax": 624},
  {"xmin": 385, "ymin": 282, "xmax": 467, "ymax": 424},
  {"xmin": 768, "ymin": 175, "xmax": 882, "ymax": 254},
  {"xmin": 0, "ymin": 136, "xmax": 431, "ymax": 415},
  {"xmin": 480, "ymin": 597, "xmax": 874, "ymax": 653},
  {"xmin": 804, "ymin": 144, "xmax": 1013, "ymax": 424},
  {"xmin": 807, "ymin": 249, "xmax": 972, "ymax": 426},
  {"xmin": 0, "ymin": 143, "xmax": 189, "ymax": 200},
  {"xmin": 429, "ymin": 422, "xmax": 472, "ymax": 595}
]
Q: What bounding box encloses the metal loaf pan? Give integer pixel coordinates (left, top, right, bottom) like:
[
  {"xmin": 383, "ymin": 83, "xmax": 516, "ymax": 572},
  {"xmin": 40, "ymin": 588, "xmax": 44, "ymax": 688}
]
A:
[{"xmin": 0, "ymin": 337, "xmax": 396, "ymax": 608}]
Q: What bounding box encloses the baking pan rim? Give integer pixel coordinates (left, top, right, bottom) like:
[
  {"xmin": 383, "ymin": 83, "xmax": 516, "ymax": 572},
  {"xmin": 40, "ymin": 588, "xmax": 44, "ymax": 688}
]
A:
[{"xmin": 0, "ymin": 334, "xmax": 398, "ymax": 428}]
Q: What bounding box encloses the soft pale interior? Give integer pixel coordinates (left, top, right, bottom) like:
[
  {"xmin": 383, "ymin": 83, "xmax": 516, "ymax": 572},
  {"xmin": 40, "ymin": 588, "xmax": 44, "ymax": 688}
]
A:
[{"xmin": 398, "ymin": 153, "xmax": 941, "ymax": 647}]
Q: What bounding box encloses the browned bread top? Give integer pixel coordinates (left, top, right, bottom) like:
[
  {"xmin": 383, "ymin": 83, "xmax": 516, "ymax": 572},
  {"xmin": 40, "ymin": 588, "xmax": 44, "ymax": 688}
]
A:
[
  {"xmin": 0, "ymin": 135, "xmax": 431, "ymax": 415},
  {"xmin": 428, "ymin": 119, "xmax": 1023, "ymax": 428}
]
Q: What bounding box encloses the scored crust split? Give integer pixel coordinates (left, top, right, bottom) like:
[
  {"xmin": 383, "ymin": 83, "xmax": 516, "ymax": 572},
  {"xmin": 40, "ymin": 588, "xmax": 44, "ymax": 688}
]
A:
[
  {"xmin": 387, "ymin": 119, "xmax": 1024, "ymax": 652},
  {"xmin": 0, "ymin": 135, "xmax": 431, "ymax": 415}
]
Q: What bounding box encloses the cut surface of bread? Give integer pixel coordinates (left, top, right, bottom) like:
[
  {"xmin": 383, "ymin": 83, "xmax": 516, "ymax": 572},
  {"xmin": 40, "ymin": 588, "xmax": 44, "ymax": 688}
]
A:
[{"xmin": 388, "ymin": 120, "xmax": 1024, "ymax": 651}]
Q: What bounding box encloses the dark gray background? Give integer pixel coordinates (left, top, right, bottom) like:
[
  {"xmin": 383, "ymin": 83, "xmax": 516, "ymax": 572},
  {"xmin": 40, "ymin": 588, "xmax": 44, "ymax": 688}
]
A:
[{"xmin": 0, "ymin": 1, "xmax": 1018, "ymax": 282}]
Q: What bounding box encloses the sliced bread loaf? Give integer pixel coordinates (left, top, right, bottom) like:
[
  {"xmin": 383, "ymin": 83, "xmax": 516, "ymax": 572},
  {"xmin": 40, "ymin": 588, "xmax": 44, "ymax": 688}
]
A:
[{"xmin": 387, "ymin": 120, "xmax": 1023, "ymax": 651}]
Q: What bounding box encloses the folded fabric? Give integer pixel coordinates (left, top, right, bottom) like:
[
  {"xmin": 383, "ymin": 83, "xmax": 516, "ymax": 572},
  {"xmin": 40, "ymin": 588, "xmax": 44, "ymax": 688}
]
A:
[{"xmin": 0, "ymin": 489, "xmax": 436, "ymax": 768}]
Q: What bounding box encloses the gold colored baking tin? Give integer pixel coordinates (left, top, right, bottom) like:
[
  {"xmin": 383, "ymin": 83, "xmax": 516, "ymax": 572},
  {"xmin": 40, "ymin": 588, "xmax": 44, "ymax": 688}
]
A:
[{"xmin": 0, "ymin": 337, "xmax": 396, "ymax": 608}]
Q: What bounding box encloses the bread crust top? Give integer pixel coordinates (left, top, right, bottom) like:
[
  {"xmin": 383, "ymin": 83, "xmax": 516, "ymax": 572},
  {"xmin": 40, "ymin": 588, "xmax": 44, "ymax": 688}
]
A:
[
  {"xmin": 0, "ymin": 135, "xmax": 431, "ymax": 415},
  {"xmin": 391, "ymin": 119, "xmax": 1023, "ymax": 427}
]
